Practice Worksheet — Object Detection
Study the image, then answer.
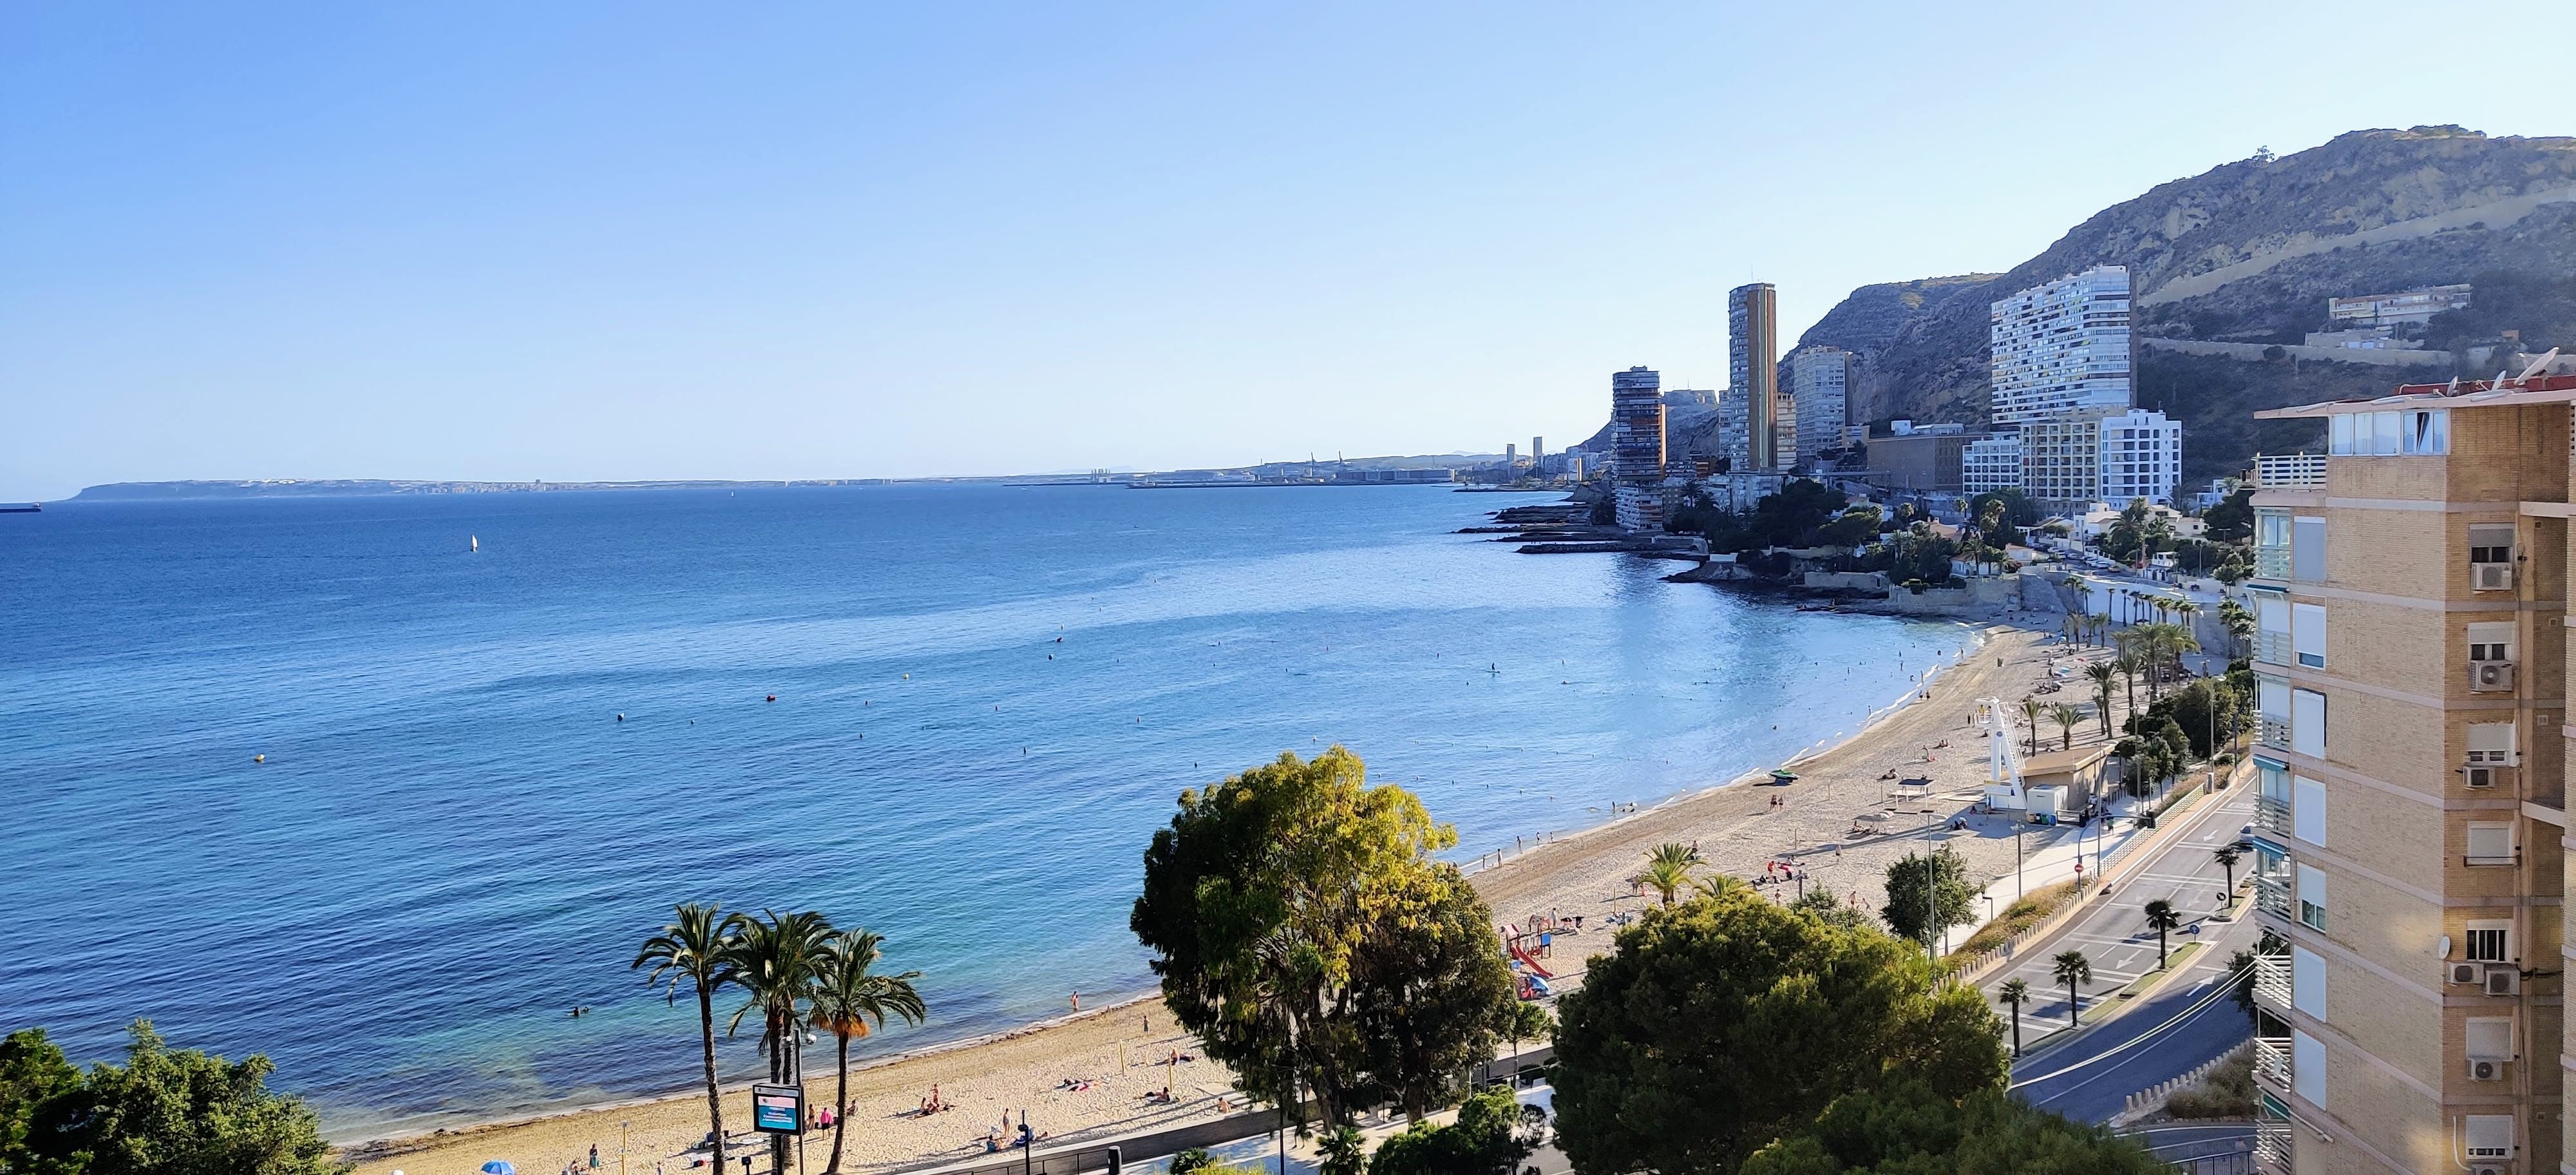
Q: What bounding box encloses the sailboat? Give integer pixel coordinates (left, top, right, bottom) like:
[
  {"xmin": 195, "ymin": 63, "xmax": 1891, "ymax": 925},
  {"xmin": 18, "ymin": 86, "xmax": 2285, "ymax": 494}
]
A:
[{"xmin": 470, "ymin": 535, "xmax": 478, "ymax": 553}]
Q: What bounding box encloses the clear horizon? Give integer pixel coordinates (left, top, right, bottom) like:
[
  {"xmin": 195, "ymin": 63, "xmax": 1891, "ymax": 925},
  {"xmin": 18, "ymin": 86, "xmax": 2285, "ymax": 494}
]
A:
[{"xmin": 3, "ymin": 1, "xmax": 2562, "ymax": 501}]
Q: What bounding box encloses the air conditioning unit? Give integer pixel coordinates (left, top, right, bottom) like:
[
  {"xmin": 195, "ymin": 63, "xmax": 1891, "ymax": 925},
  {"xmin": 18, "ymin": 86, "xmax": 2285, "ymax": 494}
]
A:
[
  {"xmin": 2469, "ymin": 1165, "xmax": 2506, "ymax": 1175},
  {"xmin": 2485, "ymin": 966, "xmax": 2521, "ymax": 996},
  {"xmin": 2466, "ymin": 765, "xmax": 2499, "ymax": 789},
  {"xmin": 2468, "ymin": 1057, "xmax": 2505, "ymax": 1081},
  {"xmin": 2472, "ymin": 660, "xmax": 2515, "ymax": 693},
  {"xmin": 2472, "ymin": 562, "xmax": 2514, "ymax": 591},
  {"xmin": 2450, "ymin": 961, "xmax": 2484, "ymax": 984}
]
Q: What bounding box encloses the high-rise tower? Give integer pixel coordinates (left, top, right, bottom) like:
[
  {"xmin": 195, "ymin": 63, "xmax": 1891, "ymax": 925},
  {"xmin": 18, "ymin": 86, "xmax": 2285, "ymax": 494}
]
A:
[{"xmin": 1728, "ymin": 283, "xmax": 1782, "ymax": 472}]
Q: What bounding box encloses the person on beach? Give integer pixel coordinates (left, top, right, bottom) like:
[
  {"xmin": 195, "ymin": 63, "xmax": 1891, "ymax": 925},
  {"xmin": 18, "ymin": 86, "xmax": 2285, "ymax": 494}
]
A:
[
  {"xmin": 1070, "ymin": 990, "xmax": 1079, "ymax": 1012},
  {"xmin": 591, "ymin": 1143, "xmax": 601, "ymax": 1169}
]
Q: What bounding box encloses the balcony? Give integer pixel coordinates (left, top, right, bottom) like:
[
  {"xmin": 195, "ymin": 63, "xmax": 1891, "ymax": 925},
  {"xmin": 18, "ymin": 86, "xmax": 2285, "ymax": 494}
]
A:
[
  {"xmin": 2253, "ymin": 1118, "xmax": 2293, "ymax": 1172},
  {"xmin": 2255, "ymin": 543, "xmax": 2291, "ymax": 580},
  {"xmin": 2255, "ymin": 873, "xmax": 2291, "ymax": 921},
  {"xmin": 2259, "ymin": 715, "xmax": 2291, "ymax": 751},
  {"xmin": 2252, "ymin": 954, "xmax": 2291, "ymax": 1011},
  {"xmin": 2255, "ymin": 630, "xmax": 2291, "ymax": 665},
  {"xmin": 2253, "ymin": 1038, "xmax": 2292, "ymax": 1093},
  {"xmin": 2253, "ymin": 792, "xmax": 2291, "ymax": 839}
]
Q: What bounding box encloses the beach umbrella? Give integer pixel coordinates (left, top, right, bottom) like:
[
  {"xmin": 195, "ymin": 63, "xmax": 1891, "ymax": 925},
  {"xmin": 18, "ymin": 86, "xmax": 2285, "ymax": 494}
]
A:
[{"xmin": 480, "ymin": 1163, "xmax": 516, "ymax": 1175}]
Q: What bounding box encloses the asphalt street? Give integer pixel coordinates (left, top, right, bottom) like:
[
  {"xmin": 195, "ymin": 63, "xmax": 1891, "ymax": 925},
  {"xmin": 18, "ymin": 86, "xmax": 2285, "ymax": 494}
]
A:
[{"xmin": 1998, "ymin": 786, "xmax": 2260, "ymax": 1123}]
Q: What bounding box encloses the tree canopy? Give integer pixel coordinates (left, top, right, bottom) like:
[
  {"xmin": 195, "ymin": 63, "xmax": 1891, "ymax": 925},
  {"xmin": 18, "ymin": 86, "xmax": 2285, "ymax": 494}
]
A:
[
  {"xmin": 1132, "ymin": 748, "xmax": 1520, "ymax": 1125},
  {"xmin": 1, "ymin": 1023, "xmax": 345, "ymax": 1175},
  {"xmin": 1363, "ymin": 1087, "xmax": 1543, "ymax": 1175},
  {"xmin": 1880, "ymin": 846, "xmax": 1976, "ymax": 950},
  {"xmin": 1736, "ymin": 1081, "xmax": 2165, "ymax": 1175},
  {"xmin": 1550, "ymin": 890, "xmax": 2005, "ymax": 1175}
]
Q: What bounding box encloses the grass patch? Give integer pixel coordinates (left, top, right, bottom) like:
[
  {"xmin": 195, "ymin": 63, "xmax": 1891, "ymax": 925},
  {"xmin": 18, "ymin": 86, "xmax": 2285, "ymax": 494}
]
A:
[
  {"xmin": 2116, "ymin": 941, "xmax": 2207, "ymax": 998},
  {"xmin": 1941, "ymin": 879, "xmax": 2081, "ymax": 970}
]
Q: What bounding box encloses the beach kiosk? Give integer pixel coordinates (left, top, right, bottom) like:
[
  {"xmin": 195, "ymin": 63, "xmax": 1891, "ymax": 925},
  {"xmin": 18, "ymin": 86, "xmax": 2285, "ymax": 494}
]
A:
[{"xmin": 2016, "ymin": 745, "xmax": 2112, "ymax": 819}]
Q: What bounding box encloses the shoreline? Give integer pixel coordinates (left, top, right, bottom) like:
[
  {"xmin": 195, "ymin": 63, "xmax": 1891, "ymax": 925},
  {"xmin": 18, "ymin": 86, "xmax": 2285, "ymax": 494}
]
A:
[{"xmin": 346, "ymin": 618, "xmax": 2020, "ymax": 1170}]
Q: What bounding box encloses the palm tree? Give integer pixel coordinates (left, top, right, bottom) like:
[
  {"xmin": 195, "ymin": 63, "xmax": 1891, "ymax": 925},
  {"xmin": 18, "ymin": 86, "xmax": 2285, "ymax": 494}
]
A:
[
  {"xmin": 811, "ymin": 928, "xmax": 927, "ymax": 1173},
  {"xmin": 2213, "ymin": 844, "xmax": 2244, "ymax": 895},
  {"xmin": 1998, "ymin": 979, "xmax": 2031, "ymax": 1058},
  {"xmin": 1692, "ymin": 873, "xmax": 1748, "ymax": 900},
  {"xmin": 724, "ymin": 909, "xmax": 838, "ymax": 1174},
  {"xmin": 2049, "ymin": 703, "xmax": 2083, "ymax": 750},
  {"xmin": 1638, "ymin": 850, "xmax": 1700, "ymax": 912},
  {"xmin": 634, "ymin": 903, "xmax": 739, "ymax": 1160},
  {"xmin": 2052, "ymin": 950, "xmax": 2093, "ymax": 1026},
  {"xmin": 2114, "ymin": 651, "xmax": 2142, "ymax": 721},
  {"xmin": 2143, "ymin": 899, "xmax": 2183, "ymax": 970},
  {"xmin": 2084, "ymin": 663, "xmax": 2117, "ymax": 738},
  {"xmin": 2217, "ymin": 598, "xmax": 2254, "ymax": 663},
  {"xmin": 2018, "ymin": 697, "xmax": 2043, "ymax": 756}
]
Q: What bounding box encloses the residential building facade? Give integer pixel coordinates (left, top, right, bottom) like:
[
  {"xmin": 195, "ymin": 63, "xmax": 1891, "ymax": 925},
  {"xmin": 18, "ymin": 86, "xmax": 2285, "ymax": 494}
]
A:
[
  {"xmin": 2097, "ymin": 407, "xmax": 2183, "ymax": 506},
  {"xmin": 1610, "ymin": 366, "xmax": 1667, "ymax": 531},
  {"xmin": 1989, "ymin": 265, "xmax": 2134, "ymax": 426},
  {"xmin": 1963, "ymin": 433, "xmax": 2023, "ymax": 497},
  {"xmin": 2243, "ymin": 371, "xmax": 2576, "ymax": 1175},
  {"xmin": 1789, "ymin": 344, "xmax": 1854, "ymax": 468},
  {"xmin": 1728, "ymin": 282, "xmax": 1787, "ymax": 472}
]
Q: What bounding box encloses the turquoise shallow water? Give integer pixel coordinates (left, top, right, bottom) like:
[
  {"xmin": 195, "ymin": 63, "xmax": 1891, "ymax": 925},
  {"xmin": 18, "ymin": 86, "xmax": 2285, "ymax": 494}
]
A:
[{"xmin": 0, "ymin": 483, "xmax": 1961, "ymax": 1134}]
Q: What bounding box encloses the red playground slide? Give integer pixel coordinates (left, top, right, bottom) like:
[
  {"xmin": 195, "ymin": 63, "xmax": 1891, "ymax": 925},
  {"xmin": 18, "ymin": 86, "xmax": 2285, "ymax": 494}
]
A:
[{"xmin": 1509, "ymin": 941, "xmax": 1555, "ymax": 979}]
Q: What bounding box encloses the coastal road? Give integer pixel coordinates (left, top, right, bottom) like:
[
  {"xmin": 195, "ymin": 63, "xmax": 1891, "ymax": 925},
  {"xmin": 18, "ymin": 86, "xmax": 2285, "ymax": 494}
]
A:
[{"xmin": 1994, "ymin": 784, "xmax": 2259, "ymax": 1123}]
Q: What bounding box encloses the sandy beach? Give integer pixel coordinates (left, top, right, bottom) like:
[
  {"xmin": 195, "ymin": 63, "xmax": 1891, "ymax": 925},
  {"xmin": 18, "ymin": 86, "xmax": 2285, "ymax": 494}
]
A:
[{"xmin": 351, "ymin": 622, "xmax": 2081, "ymax": 1175}]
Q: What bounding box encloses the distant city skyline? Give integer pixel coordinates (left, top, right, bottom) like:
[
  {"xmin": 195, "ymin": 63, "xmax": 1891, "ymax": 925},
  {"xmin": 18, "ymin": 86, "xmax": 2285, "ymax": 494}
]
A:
[{"xmin": 2, "ymin": 3, "xmax": 2563, "ymax": 501}]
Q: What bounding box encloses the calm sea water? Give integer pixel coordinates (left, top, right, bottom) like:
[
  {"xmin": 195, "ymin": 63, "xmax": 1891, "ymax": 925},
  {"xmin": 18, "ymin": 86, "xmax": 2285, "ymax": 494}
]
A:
[{"xmin": 0, "ymin": 484, "xmax": 1962, "ymax": 1135}]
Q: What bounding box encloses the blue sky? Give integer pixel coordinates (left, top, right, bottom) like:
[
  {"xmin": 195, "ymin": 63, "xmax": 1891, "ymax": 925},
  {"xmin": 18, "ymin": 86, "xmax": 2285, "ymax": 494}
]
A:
[{"xmin": 1, "ymin": 2, "xmax": 2561, "ymax": 499}]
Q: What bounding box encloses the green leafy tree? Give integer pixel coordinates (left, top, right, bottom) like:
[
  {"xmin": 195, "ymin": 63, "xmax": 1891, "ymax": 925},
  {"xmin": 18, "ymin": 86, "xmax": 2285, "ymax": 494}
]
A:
[
  {"xmin": 2052, "ymin": 951, "xmax": 2093, "ymax": 1026},
  {"xmin": 633, "ymin": 902, "xmax": 739, "ymax": 1159},
  {"xmin": 1132, "ymin": 748, "xmax": 1517, "ymax": 1127},
  {"xmin": 2142, "ymin": 900, "xmax": 2183, "ymax": 970},
  {"xmin": 1996, "ymin": 980, "xmax": 2030, "ymax": 1059},
  {"xmin": 1350, "ymin": 865, "xmax": 1520, "ymax": 1119},
  {"xmin": 1, "ymin": 1022, "xmax": 345, "ymax": 1175},
  {"xmin": 1788, "ymin": 885, "xmax": 1869, "ymax": 931},
  {"xmin": 1365, "ymin": 1087, "xmax": 1543, "ymax": 1175},
  {"xmin": 1551, "ymin": 890, "xmax": 2005, "ymax": 1175},
  {"xmin": 1737, "ymin": 1082, "xmax": 2165, "ymax": 1175},
  {"xmin": 811, "ymin": 928, "xmax": 927, "ymax": 1173},
  {"xmin": 1880, "ymin": 846, "xmax": 1976, "ymax": 951}
]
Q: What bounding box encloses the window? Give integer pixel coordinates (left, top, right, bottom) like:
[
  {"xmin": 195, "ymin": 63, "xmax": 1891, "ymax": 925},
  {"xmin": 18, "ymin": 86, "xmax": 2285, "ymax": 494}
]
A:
[
  {"xmin": 2291, "ymin": 517, "xmax": 2325, "ymax": 582},
  {"xmin": 2291, "ymin": 688, "xmax": 2325, "ymax": 758},
  {"xmin": 2468, "ymin": 621, "xmax": 2515, "ymax": 662},
  {"xmin": 2292, "ymin": 776, "xmax": 2325, "ymax": 845},
  {"xmin": 2297, "ymin": 863, "xmax": 2326, "ymax": 930},
  {"xmin": 2468, "ymin": 723, "xmax": 2515, "ymax": 766},
  {"xmin": 2291, "ymin": 603, "xmax": 2325, "ymax": 669},
  {"xmin": 2466, "ymin": 1017, "xmax": 2512, "ymax": 1062},
  {"xmin": 2371, "ymin": 411, "xmax": 2401, "ymax": 455},
  {"xmin": 2292, "ymin": 946, "xmax": 2325, "ymax": 1018},
  {"xmin": 2469, "ymin": 523, "xmax": 2514, "ymax": 564},
  {"xmin": 2467, "ymin": 822, "xmax": 2515, "ymax": 865},
  {"xmin": 2465, "ymin": 921, "xmax": 2512, "ymax": 963},
  {"xmin": 2465, "ymin": 1114, "xmax": 2512, "ymax": 1161},
  {"xmin": 2330, "ymin": 414, "xmax": 2354, "ymax": 455},
  {"xmin": 2402, "ymin": 408, "xmax": 2448, "ymax": 455},
  {"xmin": 2292, "ymin": 1030, "xmax": 2325, "ymax": 1105}
]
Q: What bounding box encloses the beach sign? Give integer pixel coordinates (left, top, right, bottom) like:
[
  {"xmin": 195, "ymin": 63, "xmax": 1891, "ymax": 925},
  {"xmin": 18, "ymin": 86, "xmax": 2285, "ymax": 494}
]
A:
[{"xmin": 751, "ymin": 1083, "xmax": 804, "ymax": 1135}]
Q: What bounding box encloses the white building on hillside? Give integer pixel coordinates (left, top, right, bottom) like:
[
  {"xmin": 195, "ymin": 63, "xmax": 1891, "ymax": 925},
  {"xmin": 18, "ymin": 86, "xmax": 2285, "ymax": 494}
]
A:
[
  {"xmin": 1788, "ymin": 345, "xmax": 1853, "ymax": 468},
  {"xmin": 2096, "ymin": 407, "xmax": 2183, "ymax": 507},
  {"xmin": 1989, "ymin": 266, "xmax": 2133, "ymax": 426}
]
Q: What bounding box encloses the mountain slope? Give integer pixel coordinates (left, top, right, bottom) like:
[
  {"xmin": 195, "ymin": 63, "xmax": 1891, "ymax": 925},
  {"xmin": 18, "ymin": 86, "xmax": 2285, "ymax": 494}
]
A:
[{"xmin": 1801, "ymin": 126, "xmax": 2576, "ymax": 480}]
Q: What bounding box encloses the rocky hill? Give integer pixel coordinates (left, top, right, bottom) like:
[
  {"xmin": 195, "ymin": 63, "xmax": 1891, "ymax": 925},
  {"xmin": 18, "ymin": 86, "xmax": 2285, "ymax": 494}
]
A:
[{"xmin": 1797, "ymin": 126, "xmax": 2576, "ymax": 481}]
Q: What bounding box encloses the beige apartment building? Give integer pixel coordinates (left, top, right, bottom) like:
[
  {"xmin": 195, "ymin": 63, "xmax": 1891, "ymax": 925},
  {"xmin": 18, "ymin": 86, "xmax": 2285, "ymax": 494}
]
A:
[{"xmin": 2244, "ymin": 370, "xmax": 2576, "ymax": 1174}]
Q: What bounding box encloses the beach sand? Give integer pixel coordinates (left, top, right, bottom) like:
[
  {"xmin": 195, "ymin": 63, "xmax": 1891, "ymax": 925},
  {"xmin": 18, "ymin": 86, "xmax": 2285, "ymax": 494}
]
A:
[{"xmin": 351, "ymin": 624, "xmax": 2083, "ymax": 1175}]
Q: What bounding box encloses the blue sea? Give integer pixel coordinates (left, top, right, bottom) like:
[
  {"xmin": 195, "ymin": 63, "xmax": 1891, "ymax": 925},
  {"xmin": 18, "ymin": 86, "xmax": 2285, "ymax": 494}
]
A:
[{"xmin": 0, "ymin": 484, "xmax": 1963, "ymax": 1136}]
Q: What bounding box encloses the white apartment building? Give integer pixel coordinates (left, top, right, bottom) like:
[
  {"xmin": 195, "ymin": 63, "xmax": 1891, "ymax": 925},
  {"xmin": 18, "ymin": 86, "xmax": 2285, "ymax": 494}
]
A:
[
  {"xmin": 1788, "ymin": 345, "xmax": 1853, "ymax": 467},
  {"xmin": 2013, "ymin": 407, "xmax": 2183, "ymax": 511},
  {"xmin": 2098, "ymin": 407, "xmax": 2183, "ymax": 506},
  {"xmin": 1963, "ymin": 433, "xmax": 2023, "ymax": 496},
  {"xmin": 1990, "ymin": 265, "xmax": 2134, "ymax": 425}
]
